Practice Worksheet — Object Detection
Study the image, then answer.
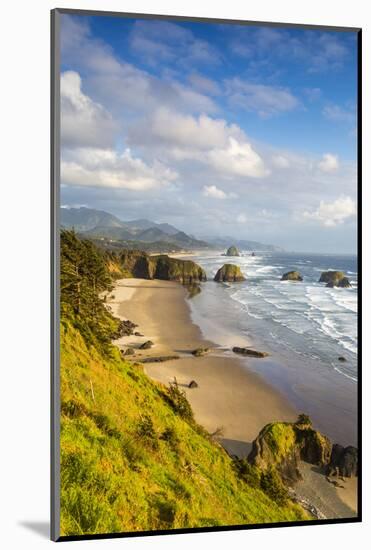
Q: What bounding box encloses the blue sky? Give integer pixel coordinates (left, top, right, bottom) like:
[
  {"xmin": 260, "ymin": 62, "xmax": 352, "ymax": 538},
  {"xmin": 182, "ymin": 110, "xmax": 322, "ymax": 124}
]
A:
[{"xmin": 60, "ymin": 14, "xmax": 358, "ymax": 252}]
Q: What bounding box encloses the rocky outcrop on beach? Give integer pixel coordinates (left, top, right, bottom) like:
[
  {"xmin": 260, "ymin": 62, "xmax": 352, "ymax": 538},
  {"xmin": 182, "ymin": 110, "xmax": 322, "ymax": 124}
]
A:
[
  {"xmin": 326, "ymin": 444, "xmax": 358, "ymax": 478},
  {"xmin": 214, "ymin": 264, "xmax": 246, "ymax": 282},
  {"xmin": 116, "ymin": 319, "xmax": 138, "ymax": 337},
  {"xmin": 118, "ymin": 250, "xmax": 207, "ymax": 284},
  {"xmin": 319, "ymin": 271, "xmax": 351, "ymax": 288},
  {"xmin": 188, "ymin": 380, "xmax": 198, "ymax": 388},
  {"xmin": 153, "ymin": 255, "xmax": 207, "ymax": 285},
  {"xmin": 248, "ymin": 415, "xmax": 332, "ymax": 485},
  {"xmin": 281, "ymin": 271, "xmax": 303, "ymax": 282},
  {"xmin": 232, "ymin": 347, "xmax": 269, "ymax": 358},
  {"xmin": 192, "ymin": 347, "xmax": 210, "ymax": 357},
  {"xmin": 140, "ymin": 340, "xmax": 154, "ymax": 350},
  {"xmin": 225, "ymin": 245, "xmax": 240, "ymax": 257}
]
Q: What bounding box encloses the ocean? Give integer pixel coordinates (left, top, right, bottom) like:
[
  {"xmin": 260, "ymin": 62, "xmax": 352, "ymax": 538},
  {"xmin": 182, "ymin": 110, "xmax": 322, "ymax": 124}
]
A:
[{"xmin": 187, "ymin": 250, "xmax": 358, "ymax": 445}]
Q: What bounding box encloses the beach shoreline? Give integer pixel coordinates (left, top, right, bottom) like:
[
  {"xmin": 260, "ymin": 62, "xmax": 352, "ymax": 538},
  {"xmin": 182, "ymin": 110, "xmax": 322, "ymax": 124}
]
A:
[{"xmin": 106, "ymin": 277, "xmax": 357, "ymax": 517}]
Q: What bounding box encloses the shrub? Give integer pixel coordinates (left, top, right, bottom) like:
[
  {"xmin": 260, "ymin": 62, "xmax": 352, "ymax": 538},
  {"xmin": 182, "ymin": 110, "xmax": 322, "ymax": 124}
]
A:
[
  {"xmin": 167, "ymin": 381, "xmax": 194, "ymax": 423},
  {"xmin": 136, "ymin": 415, "xmax": 159, "ymax": 450},
  {"xmin": 296, "ymin": 413, "xmax": 312, "ymax": 426},
  {"xmin": 260, "ymin": 467, "xmax": 288, "ymax": 506},
  {"xmin": 233, "ymin": 458, "xmax": 261, "ymax": 489}
]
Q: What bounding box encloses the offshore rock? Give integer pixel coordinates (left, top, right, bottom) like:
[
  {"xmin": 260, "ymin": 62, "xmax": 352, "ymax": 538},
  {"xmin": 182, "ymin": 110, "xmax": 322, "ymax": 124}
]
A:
[
  {"xmin": 281, "ymin": 271, "xmax": 303, "ymax": 282},
  {"xmin": 214, "ymin": 264, "xmax": 246, "ymax": 282}
]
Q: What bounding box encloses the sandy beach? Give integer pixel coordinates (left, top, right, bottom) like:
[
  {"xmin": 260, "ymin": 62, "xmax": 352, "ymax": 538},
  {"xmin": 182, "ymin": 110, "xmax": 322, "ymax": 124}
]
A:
[{"xmin": 106, "ymin": 277, "xmax": 357, "ymax": 517}]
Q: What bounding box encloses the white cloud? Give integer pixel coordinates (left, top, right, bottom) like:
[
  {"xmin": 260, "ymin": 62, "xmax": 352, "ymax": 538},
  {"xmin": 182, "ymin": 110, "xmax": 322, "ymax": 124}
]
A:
[
  {"xmin": 318, "ymin": 153, "xmax": 339, "ymax": 173},
  {"xmin": 237, "ymin": 213, "xmax": 247, "ymax": 224},
  {"xmin": 208, "ymin": 138, "xmax": 269, "ymax": 178},
  {"xmin": 303, "ymin": 196, "xmax": 356, "ymax": 226},
  {"xmin": 129, "ymin": 20, "xmax": 220, "ymax": 67},
  {"xmin": 129, "ymin": 110, "xmax": 268, "ymax": 179},
  {"xmin": 61, "ymin": 147, "xmax": 177, "ymax": 191},
  {"xmin": 272, "ymin": 155, "xmax": 290, "ymax": 168},
  {"xmin": 323, "ymin": 103, "xmax": 355, "ymax": 124},
  {"xmin": 61, "ymin": 71, "xmax": 116, "ymax": 148},
  {"xmin": 188, "ymin": 73, "xmax": 221, "ymax": 95},
  {"xmin": 225, "ymin": 78, "xmax": 299, "ymax": 117},
  {"xmin": 203, "ymin": 185, "xmax": 237, "ymax": 199}
]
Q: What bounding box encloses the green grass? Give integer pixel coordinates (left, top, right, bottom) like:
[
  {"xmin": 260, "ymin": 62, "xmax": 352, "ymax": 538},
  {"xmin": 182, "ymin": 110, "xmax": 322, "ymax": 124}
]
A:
[{"xmin": 60, "ymin": 321, "xmax": 308, "ymax": 536}]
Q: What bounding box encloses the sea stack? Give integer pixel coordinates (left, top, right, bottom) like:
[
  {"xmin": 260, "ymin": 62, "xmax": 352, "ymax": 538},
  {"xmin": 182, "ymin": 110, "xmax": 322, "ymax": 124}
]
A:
[
  {"xmin": 319, "ymin": 271, "xmax": 351, "ymax": 288},
  {"xmin": 214, "ymin": 264, "xmax": 246, "ymax": 282},
  {"xmin": 225, "ymin": 245, "xmax": 240, "ymax": 257},
  {"xmin": 281, "ymin": 271, "xmax": 303, "ymax": 282}
]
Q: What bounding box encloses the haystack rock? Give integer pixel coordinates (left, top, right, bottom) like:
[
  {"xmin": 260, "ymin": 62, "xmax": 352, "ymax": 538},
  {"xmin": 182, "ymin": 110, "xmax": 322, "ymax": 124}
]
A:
[{"xmin": 214, "ymin": 264, "xmax": 246, "ymax": 282}]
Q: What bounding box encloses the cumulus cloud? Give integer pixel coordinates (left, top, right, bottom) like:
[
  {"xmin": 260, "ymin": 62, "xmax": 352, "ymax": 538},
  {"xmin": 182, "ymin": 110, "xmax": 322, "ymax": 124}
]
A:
[
  {"xmin": 303, "ymin": 196, "xmax": 356, "ymax": 226},
  {"xmin": 318, "ymin": 153, "xmax": 339, "ymax": 173},
  {"xmin": 61, "ymin": 70, "xmax": 116, "ymax": 148},
  {"xmin": 208, "ymin": 138, "xmax": 269, "ymax": 178},
  {"xmin": 61, "ymin": 16, "xmax": 217, "ymax": 117},
  {"xmin": 61, "ymin": 147, "xmax": 177, "ymax": 191},
  {"xmin": 225, "ymin": 78, "xmax": 299, "ymax": 117},
  {"xmin": 129, "ymin": 109, "xmax": 268, "ymax": 178},
  {"xmin": 202, "ymin": 185, "xmax": 237, "ymax": 199},
  {"xmin": 272, "ymin": 155, "xmax": 290, "ymax": 168}
]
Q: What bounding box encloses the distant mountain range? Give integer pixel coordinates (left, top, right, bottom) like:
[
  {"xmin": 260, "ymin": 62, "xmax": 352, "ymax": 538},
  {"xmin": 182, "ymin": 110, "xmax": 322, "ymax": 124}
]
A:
[
  {"xmin": 61, "ymin": 207, "xmax": 283, "ymax": 253},
  {"xmin": 60, "ymin": 207, "xmax": 209, "ymax": 250}
]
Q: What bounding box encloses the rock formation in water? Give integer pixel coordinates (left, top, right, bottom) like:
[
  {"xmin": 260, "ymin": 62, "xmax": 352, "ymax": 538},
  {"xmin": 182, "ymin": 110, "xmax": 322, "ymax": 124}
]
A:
[
  {"xmin": 319, "ymin": 271, "xmax": 351, "ymax": 288},
  {"xmin": 225, "ymin": 245, "xmax": 240, "ymax": 257},
  {"xmin": 214, "ymin": 264, "xmax": 246, "ymax": 282},
  {"xmin": 281, "ymin": 271, "xmax": 303, "ymax": 282}
]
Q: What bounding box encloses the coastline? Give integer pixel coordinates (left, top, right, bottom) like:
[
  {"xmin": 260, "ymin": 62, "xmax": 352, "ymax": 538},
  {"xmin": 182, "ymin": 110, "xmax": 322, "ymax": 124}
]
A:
[
  {"xmin": 107, "ymin": 277, "xmax": 357, "ymax": 518},
  {"xmin": 107, "ymin": 278, "xmax": 297, "ymax": 457}
]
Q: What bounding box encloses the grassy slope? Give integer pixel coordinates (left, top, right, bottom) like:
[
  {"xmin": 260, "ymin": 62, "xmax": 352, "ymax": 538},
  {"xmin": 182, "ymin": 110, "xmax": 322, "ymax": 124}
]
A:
[{"xmin": 60, "ymin": 320, "xmax": 307, "ymax": 536}]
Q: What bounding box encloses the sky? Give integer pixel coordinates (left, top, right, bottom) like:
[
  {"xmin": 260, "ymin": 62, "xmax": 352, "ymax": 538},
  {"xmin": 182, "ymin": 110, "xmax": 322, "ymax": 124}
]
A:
[{"xmin": 60, "ymin": 14, "xmax": 358, "ymax": 253}]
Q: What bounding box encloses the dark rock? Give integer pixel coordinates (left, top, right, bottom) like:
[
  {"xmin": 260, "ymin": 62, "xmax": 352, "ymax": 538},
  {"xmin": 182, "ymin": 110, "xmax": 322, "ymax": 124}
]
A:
[
  {"xmin": 281, "ymin": 271, "xmax": 303, "ymax": 282},
  {"xmin": 122, "ymin": 348, "xmax": 135, "ymax": 356},
  {"xmin": 153, "ymin": 255, "xmax": 207, "ymax": 285},
  {"xmin": 116, "ymin": 319, "xmax": 138, "ymax": 337},
  {"xmin": 338, "ymin": 356, "xmax": 347, "ymax": 362},
  {"xmin": 326, "ymin": 444, "xmax": 358, "ymax": 478},
  {"xmin": 140, "ymin": 340, "xmax": 154, "ymax": 350},
  {"xmin": 192, "ymin": 347, "xmax": 210, "ymax": 357},
  {"xmin": 248, "ymin": 415, "xmax": 332, "ymax": 485},
  {"xmin": 232, "ymin": 347, "xmax": 269, "ymax": 358},
  {"xmin": 134, "ymin": 332, "xmax": 144, "ymax": 337},
  {"xmin": 214, "ymin": 264, "xmax": 246, "ymax": 282},
  {"xmin": 319, "ymin": 271, "xmax": 351, "ymax": 288},
  {"xmin": 225, "ymin": 245, "xmax": 240, "ymax": 257},
  {"xmin": 188, "ymin": 380, "xmax": 198, "ymax": 388},
  {"xmin": 338, "ymin": 277, "xmax": 351, "ymax": 288}
]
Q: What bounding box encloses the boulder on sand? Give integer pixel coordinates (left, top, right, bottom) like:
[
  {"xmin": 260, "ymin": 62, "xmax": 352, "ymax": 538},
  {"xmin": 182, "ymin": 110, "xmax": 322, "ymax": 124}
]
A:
[
  {"xmin": 192, "ymin": 347, "xmax": 210, "ymax": 357},
  {"xmin": 281, "ymin": 271, "xmax": 303, "ymax": 282},
  {"xmin": 188, "ymin": 380, "xmax": 198, "ymax": 388},
  {"xmin": 140, "ymin": 340, "xmax": 154, "ymax": 350},
  {"xmin": 214, "ymin": 264, "xmax": 246, "ymax": 282},
  {"xmin": 232, "ymin": 347, "xmax": 269, "ymax": 358},
  {"xmin": 326, "ymin": 444, "xmax": 358, "ymax": 478}
]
